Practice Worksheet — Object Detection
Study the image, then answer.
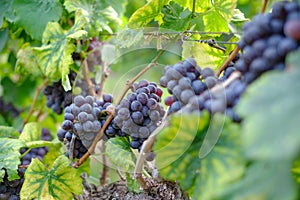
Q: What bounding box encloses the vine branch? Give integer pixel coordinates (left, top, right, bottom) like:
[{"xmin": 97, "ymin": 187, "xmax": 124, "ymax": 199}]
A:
[
  {"xmin": 82, "ymin": 58, "xmax": 96, "ymax": 97},
  {"xmin": 215, "ymin": 46, "xmax": 240, "ymax": 77},
  {"xmin": 261, "ymin": 0, "xmax": 269, "ymax": 13},
  {"xmin": 99, "ymin": 142, "xmax": 109, "ymax": 186},
  {"xmin": 23, "ymin": 78, "xmax": 48, "ymax": 126},
  {"xmin": 192, "ymin": 0, "xmax": 196, "ymax": 18}
]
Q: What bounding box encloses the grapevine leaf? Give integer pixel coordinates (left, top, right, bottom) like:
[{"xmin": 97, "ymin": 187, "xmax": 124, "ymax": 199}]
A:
[
  {"xmin": 99, "ymin": 0, "xmax": 128, "ymax": 17},
  {"xmin": 231, "ymin": 8, "xmax": 249, "ymax": 23},
  {"xmin": 19, "ymin": 122, "xmax": 41, "ymax": 144},
  {"xmin": 0, "ymin": 126, "xmax": 19, "ymax": 138},
  {"xmin": 154, "ymin": 112, "xmax": 245, "ymax": 199},
  {"xmin": 0, "ymin": 138, "xmax": 24, "ymax": 182},
  {"xmin": 20, "ymin": 155, "xmax": 82, "ymax": 200},
  {"xmin": 221, "ymin": 161, "xmax": 298, "ymax": 200},
  {"xmin": 12, "ymin": 0, "xmax": 62, "ymax": 40},
  {"xmin": 15, "ymin": 43, "xmax": 43, "ymax": 76},
  {"xmin": 182, "ymin": 41, "xmax": 226, "ymax": 68},
  {"xmin": 64, "ymin": 0, "xmax": 122, "ymax": 35},
  {"xmin": 33, "ymin": 18, "xmax": 87, "ymax": 91},
  {"xmin": 41, "ymin": 140, "xmax": 63, "ymax": 167},
  {"xmin": 173, "ymin": 0, "xmax": 211, "ymax": 13},
  {"xmin": 203, "ymin": 0, "xmax": 237, "ymax": 33},
  {"xmin": 0, "ymin": 29, "xmax": 9, "ymax": 52},
  {"xmin": 161, "ymin": 1, "xmax": 192, "ymax": 31},
  {"xmin": 0, "ymin": 0, "xmax": 13, "ymax": 27},
  {"xmin": 128, "ymin": 0, "xmax": 171, "ymax": 28},
  {"xmin": 237, "ymin": 69, "xmax": 300, "ymax": 160},
  {"xmin": 105, "ymin": 137, "xmax": 136, "ymax": 172}
]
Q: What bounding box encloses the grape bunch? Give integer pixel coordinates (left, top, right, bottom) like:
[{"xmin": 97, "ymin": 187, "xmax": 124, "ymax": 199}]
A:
[
  {"xmin": 20, "ymin": 128, "xmax": 52, "ymax": 165},
  {"xmin": 57, "ymin": 94, "xmax": 120, "ymax": 159},
  {"xmin": 43, "ymin": 71, "xmax": 76, "ymax": 114},
  {"xmin": 236, "ymin": 1, "xmax": 300, "ymax": 83},
  {"xmin": 159, "ymin": 57, "xmax": 242, "ymax": 122},
  {"xmin": 0, "ymin": 169, "xmax": 24, "ymax": 200},
  {"xmin": 114, "ymin": 80, "xmax": 165, "ymax": 150}
]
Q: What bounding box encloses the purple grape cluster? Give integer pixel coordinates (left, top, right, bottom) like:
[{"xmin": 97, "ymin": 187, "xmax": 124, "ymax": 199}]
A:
[
  {"xmin": 160, "ymin": 57, "xmax": 241, "ymax": 122},
  {"xmin": 57, "ymin": 94, "xmax": 121, "ymax": 159},
  {"xmin": 114, "ymin": 80, "xmax": 165, "ymax": 150},
  {"xmin": 0, "ymin": 169, "xmax": 24, "ymax": 200},
  {"xmin": 43, "ymin": 71, "xmax": 76, "ymax": 114},
  {"xmin": 236, "ymin": 1, "xmax": 300, "ymax": 83}
]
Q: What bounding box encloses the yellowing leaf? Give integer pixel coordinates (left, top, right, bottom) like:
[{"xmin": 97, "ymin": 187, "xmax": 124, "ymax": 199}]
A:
[
  {"xmin": 128, "ymin": 0, "xmax": 170, "ymax": 28},
  {"xmin": 19, "ymin": 122, "xmax": 41, "ymax": 143},
  {"xmin": 21, "ymin": 155, "xmax": 82, "ymax": 200}
]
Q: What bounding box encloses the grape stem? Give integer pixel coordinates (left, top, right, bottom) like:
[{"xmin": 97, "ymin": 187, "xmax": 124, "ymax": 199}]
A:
[
  {"xmin": 261, "ymin": 0, "xmax": 269, "ymax": 13},
  {"xmin": 75, "ymin": 42, "xmax": 173, "ymax": 168},
  {"xmin": 134, "ymin": 109, "xmax": 169, "ymax": 189},
  {"xmin": 99, "ymin": 142, "xmax": 109, "ymax": 186},
  {"xmin": 23, "ymin": 78, "xmax": 48, "ymax": 126},
  {"xmin": 192, "ymin": 0, "xmax": 196, "ymax": 18},
  {"xmin": 215, "ymin": 46, "xmax": 240, "ymax": 77},
  {"xmin": 69, "ymin": 134, "xmax": 76, "ymax": 161},
  {"xmin": 82, "ymin": 58, "xmax": 96, "ymax": 97}
]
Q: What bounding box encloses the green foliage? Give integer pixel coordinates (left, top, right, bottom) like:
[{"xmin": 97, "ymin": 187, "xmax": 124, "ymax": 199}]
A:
[
  {"xmin": 154, "ymin": 112, "xmax": 245, "ymax": 200},
  {"xmin": 0, "ymin": 138, "xmax": 24, "ymax": 182},
  {"xmin": 128, "ymin": 0, "xmax": 170, "ymax": 28},
  {"xmin": 0, "ymin": 126, "xmax": 19, "ymax": 138},
  {"xmin": 222, "ymin": 161, "xmax": 298, "ymax": 200},
  {"xmin": 106, "ymin": 137, "xmax": 136, "ymax": 172},
  {"xmin": 13, "ymin": 0, "xmax": 63, "ymax": 40},
  {"xmin": 237, "ymin": 69, "xmax": 300, "ymax": 161},
  {"xmin": 19, "ymin": 122, "xmax": 41, "ymax": 143},
  {"xmin": 20, "ymin": 155, "xmax": 83, "ymax": 200}
]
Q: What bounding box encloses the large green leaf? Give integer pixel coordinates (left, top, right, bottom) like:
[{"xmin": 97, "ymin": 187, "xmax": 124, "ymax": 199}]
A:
[
  {"xmin": 64, "ymin": 0, "xmax": 122, "ymax": 35},
  {"xmin": 237, "ymin": 69, "xmax": 300, "ymax": 161},
  {"xmin": 32, "ymin": 17, "xmax": 87, "ymax": 91},
  {"xmin": 0, "ymin": 0, "xmax": 13, "ymax": 27},
  {"xmin": 182, "ymin": 40, "xmax": 227, "ymax": 68},
  {"xmin": 202, "ymin": 0, "xmax": 237, "ymax": 33},
  {"xmin": 128, "ymin": 0, "xmax": 170, "ymax": 28},
  {"xmin": 20, "ymin": 155, "xmax": 82, "ymax": 200},
  {"xmin": 13, "ymin": 0, "xmax": 62, "ymax": 40},
  {"xmin": 105, "ymin": 137, "xmax": 136, "ymax": 173},
  {"xmin": 0, "ymin": 126, "xmax": 20, "ymax": 138},
  {"xmin": 19, "ymin": 122, "xmax": 41, "ymax": 143},
  {"xmin": 0, "ymin": 28, "xmax": 9, "ymax": 52},
  {"xmin": 221, "ymin": 161, "xmax": 298, "ymax": 200},
  {"xmin": 154, "ymin": 112, "xmax": 244, "ymax": 200},
  {"xmin": 0, "ymin": 138, "xmax": 24, "ymax": 182},
  {"xmin": 99, "ymin": 0, "xmax": 128, "ymax": 17}
]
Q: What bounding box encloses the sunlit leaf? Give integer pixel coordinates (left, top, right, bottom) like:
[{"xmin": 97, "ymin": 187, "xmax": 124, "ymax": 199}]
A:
[
  {"xmin": 182, "ymin": 41, "xmax": 226, "ymax": 68},
  {"xmin": 173, "ymin": 0, "xmax": 211, "ymax": 13},
  {"xmin": 154, "ymin": 112, "xmax": 244, "ymax": 199},
  {"xmin": 0, "ymin": 126, "xmax": 20, "ymax": 138},
  {"xmin": 20, "ymin": 155, "xmax": 82, "ymax": 200},
  {"xmin": 0, "ymin": 138, "xmax": 24, "ymax": 182},
  {"xmin": 19, "ymin": 122, "xmax": 41, "ymax": 143},
  {"xmin": 13, "ymin": 0, "xmax": 62, "ymax": 40},
  {"xmin": 128, "ymin": 0, "xmax": 170, "ymax": 28}
]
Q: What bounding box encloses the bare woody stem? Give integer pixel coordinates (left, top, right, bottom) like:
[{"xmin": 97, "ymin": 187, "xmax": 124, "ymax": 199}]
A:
[
  {"xmin": 82, "ymin": 58, "xmax": 96, "ymax": 97},
  {"xmin": 261, "ymin": 0, "xmax": 269, "ymax": 13},
  {"xmin": 99, "ymin": 142, "xmax": 109, "ymax": 186},
  {"xmin": 215, "ymin": 46, "xmax": 240, "ymax": 77},
  {"xmin": 97, "ymin": 62, "xmax": 108, "ymax": 100},
  {"xmin": 192, "ymin": 0, "xmax": 196, "ymax": 18},
  {"xmin": 23, "ymin": 78, "xmax": 48, "ymax": 126}
]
